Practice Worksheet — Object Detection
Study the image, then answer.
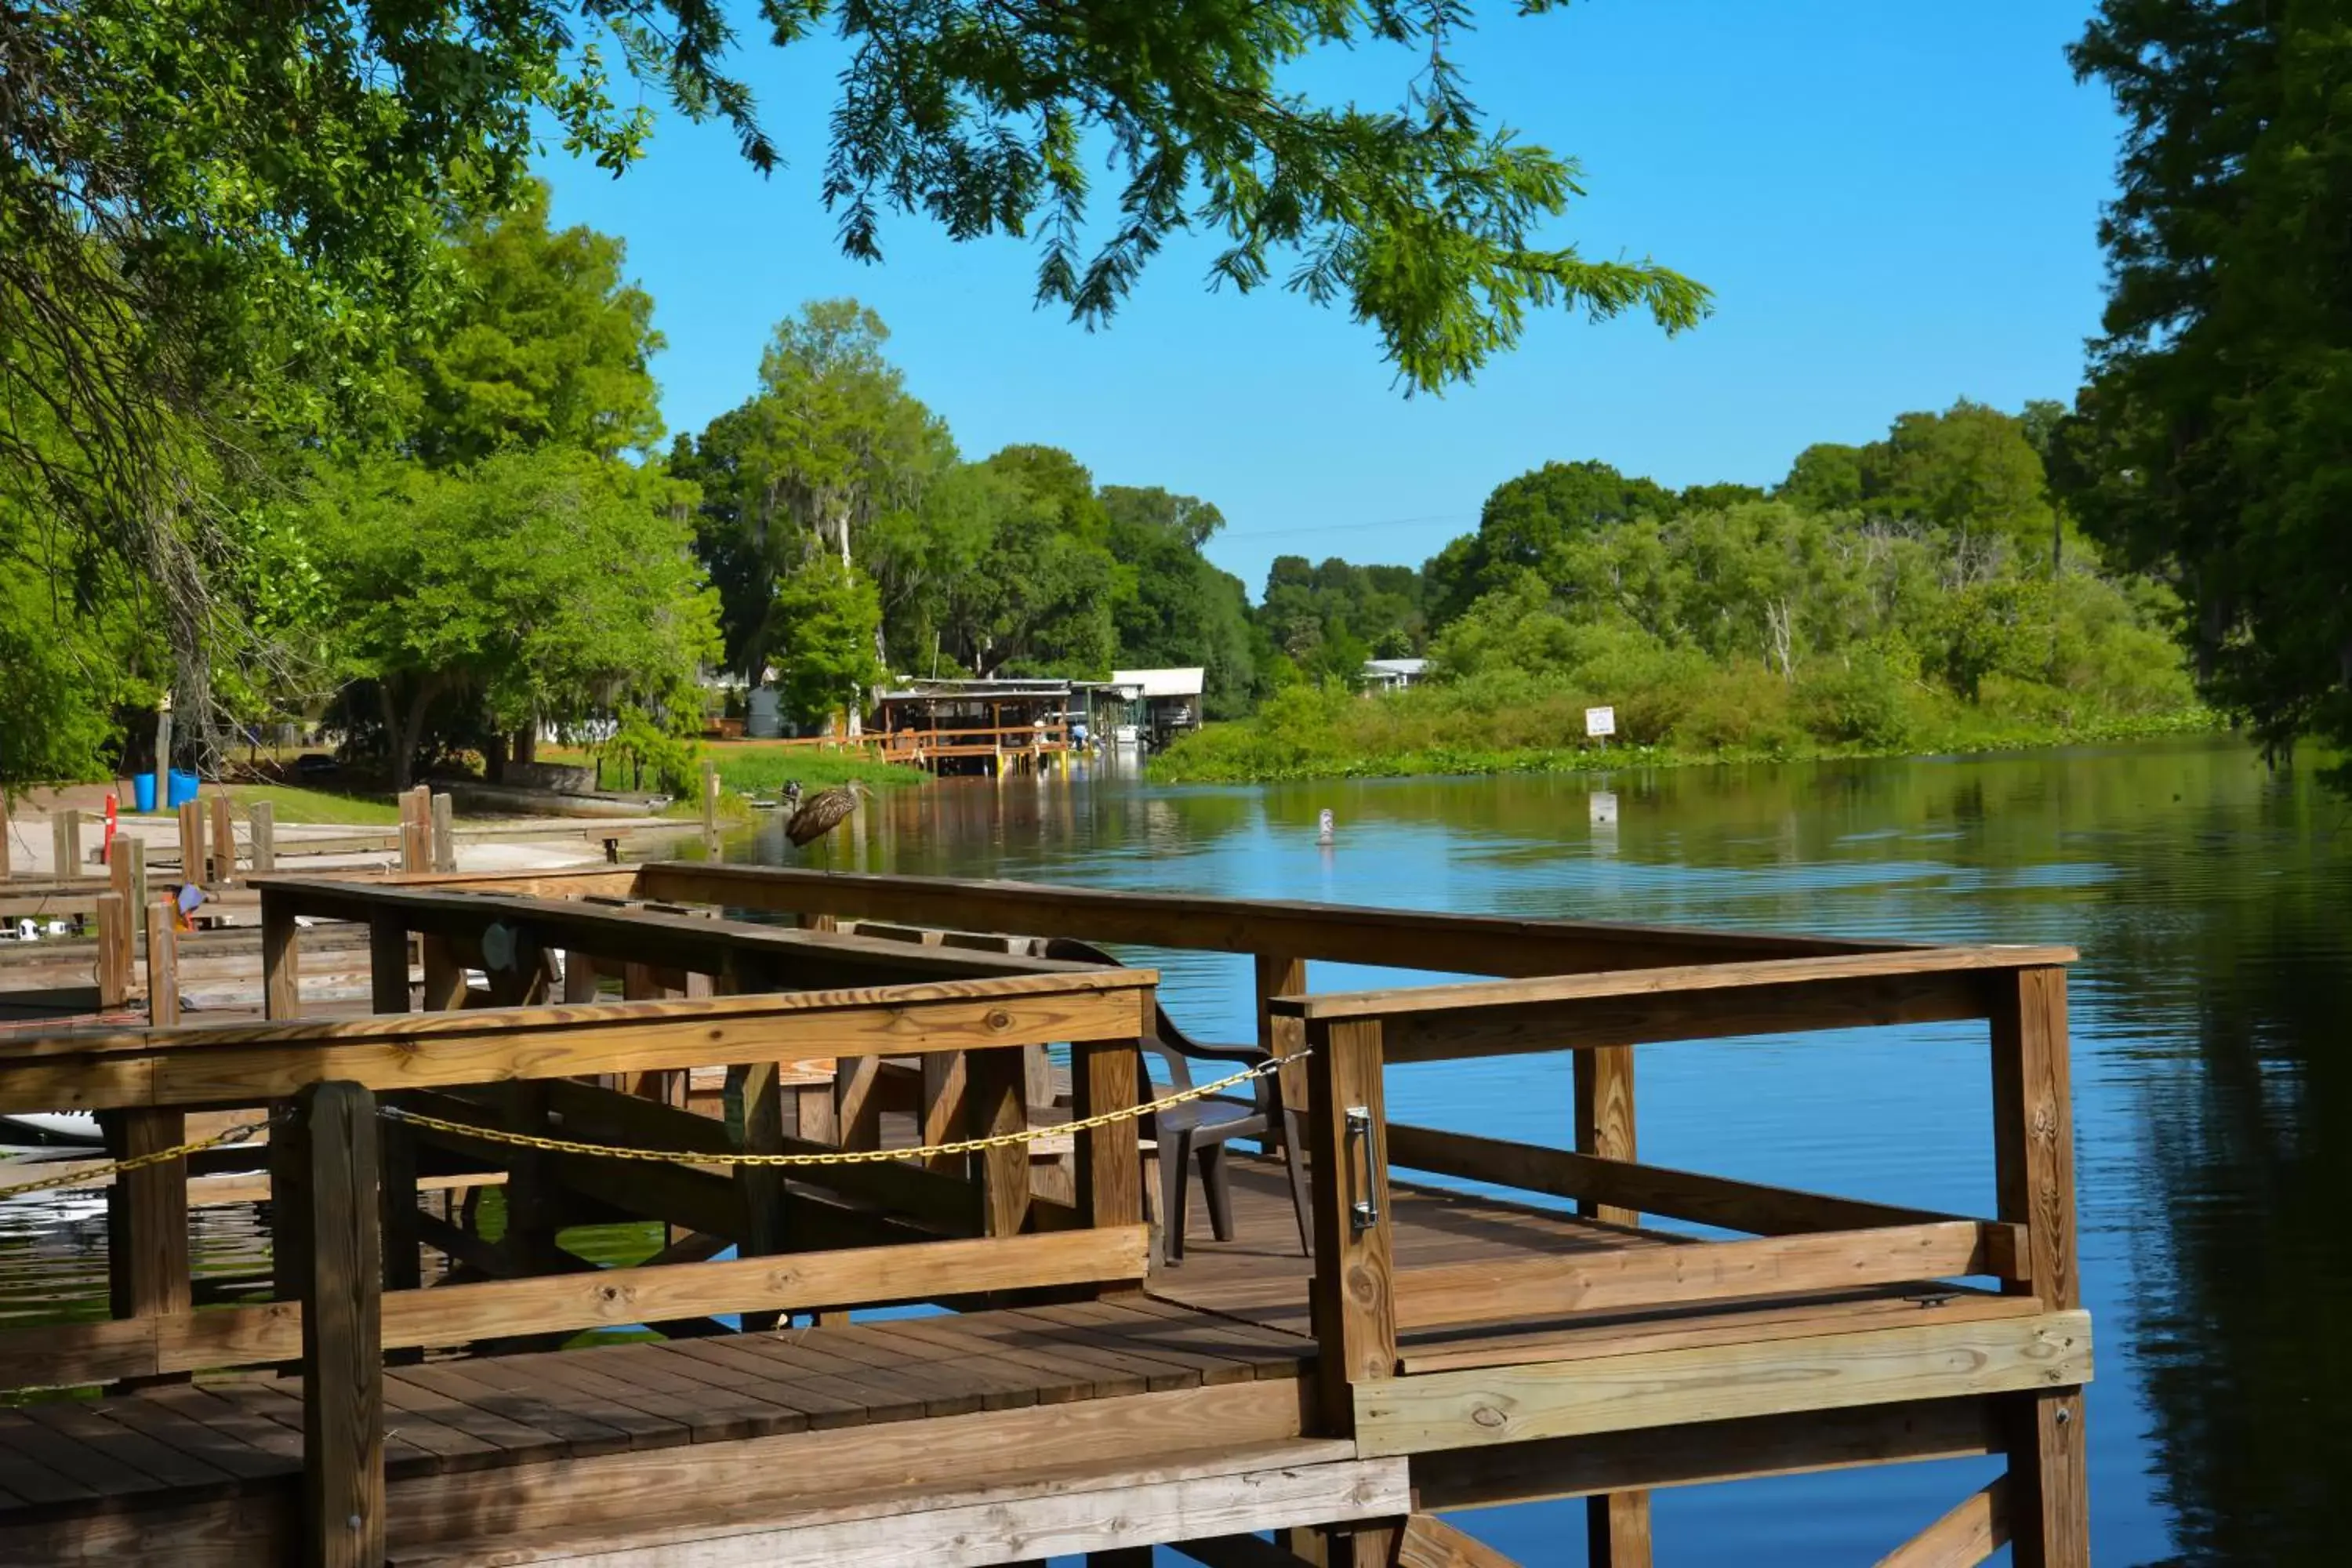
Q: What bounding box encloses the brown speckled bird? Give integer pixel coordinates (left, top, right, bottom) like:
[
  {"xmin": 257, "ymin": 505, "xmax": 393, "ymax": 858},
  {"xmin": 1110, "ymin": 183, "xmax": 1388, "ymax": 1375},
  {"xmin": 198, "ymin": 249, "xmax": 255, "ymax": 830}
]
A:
[{"xmin": 785, "ymin": 779, "xmax": 870, "ymax": 848}]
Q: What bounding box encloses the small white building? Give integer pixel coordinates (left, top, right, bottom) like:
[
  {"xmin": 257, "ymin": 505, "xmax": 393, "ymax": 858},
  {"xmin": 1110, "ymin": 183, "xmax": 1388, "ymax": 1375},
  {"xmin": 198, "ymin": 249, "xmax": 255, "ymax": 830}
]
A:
[
  {"xmin": 1361, "ymin": 657, "xmax": 1428, "ymax": 694},
  {"xmin": 1110, "ymin": 667, "xmax": 1206, "ymax": 746}
]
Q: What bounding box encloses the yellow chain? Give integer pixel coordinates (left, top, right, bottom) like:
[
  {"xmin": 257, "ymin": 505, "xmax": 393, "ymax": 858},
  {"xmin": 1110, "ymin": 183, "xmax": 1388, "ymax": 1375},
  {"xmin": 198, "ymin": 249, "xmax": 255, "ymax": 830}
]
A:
[
  {"xmin": 383, "ymin": 1053, "xmax": 1298, "ymax": 1167},
  {"xmin": 0, "ymin": 1117, "xmax": 275, "ymax": 1204}
]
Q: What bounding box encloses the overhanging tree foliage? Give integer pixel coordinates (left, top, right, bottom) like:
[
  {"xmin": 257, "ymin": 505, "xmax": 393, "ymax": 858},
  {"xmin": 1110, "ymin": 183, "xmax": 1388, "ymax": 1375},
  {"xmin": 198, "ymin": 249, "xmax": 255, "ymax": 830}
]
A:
[
  {"xmin": 3, "ymin": 2, "xmax": 1703, "ymax": 745},
  {"xmin": 2060, "ymin": 4, "xmax": 2352, "ymax": 782}
]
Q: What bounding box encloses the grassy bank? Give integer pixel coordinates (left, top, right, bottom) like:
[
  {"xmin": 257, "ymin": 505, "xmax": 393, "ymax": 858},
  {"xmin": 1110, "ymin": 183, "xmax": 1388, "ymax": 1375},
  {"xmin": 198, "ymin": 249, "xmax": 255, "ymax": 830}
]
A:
[
  {"xmin": 1152, "ymin": 673, "xmax": 2219, "ymax": 784},
  {"xmin": 540, "ymin": 742, "xmax": 925, "ymax": 806}
]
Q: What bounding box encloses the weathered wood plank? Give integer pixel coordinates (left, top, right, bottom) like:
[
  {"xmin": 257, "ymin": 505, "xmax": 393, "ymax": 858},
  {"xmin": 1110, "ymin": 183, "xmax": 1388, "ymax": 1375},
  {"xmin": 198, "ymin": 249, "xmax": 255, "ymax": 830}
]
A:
[
  {"xmin": 101, "ymin": 1105, "xmax": 192, "ymax": 1382},
  {"xmin": 409, "ymin": 1448, "xmax": 1406, "ymax": 1567},
  {"xmin": 242, "ymin": 877, "xmax": 1116, "ymax": 994},
  {"xmin": 1875, "ymin": 1475, "xmax": 2009, "ymax": 1568},
  {"xmin": 1989, "ymin": 964, "xmax": 2087, "ymax": 1568},
  {"xmin": 1352, "ymin": 1309, "xmax": 2092, "ymax": 1457},
  {"xmin": 1410, "ymin": 1396, "xmax": 2004, "ymax": 1512},
  {"xmin": 633, "ymin": 864, "xmax": 1924, "ymax": 973},
  {"xmin": 145, "ymin": 898, "xmax": 180, "ymax": 1027},
  {"xmin": 1393, "ymin": 1221, "xmax": 2002, "ymax": 1330},
  {"xmin": 1384, "ymin": 1123, "xmax": 1990, "ymax": 1241},
  {"xmin": 1367, "ymin": 967, "xmax": 2009, "ymax": 1062},
  {"xmin": 0, "ymin": 1229, "xmax": 1150, "ymax": 1382},
  {"xmin": 1396, "ymin": 1513, "xmax": 1521, "ymax": 1568},
  {"xmin": 261, "ymin": 891, "xmax": 301, "ymax": 1022},
  {"xmin": 1305, "ymin": 1018, "xmax": 1394, "ymax": 1436},
  {"xmin": 1073, "ymin": 1033, "xmax": 1143, "ymax": 1237},
  {"xmin": 379, "ymin": 1374, "xmax": 1309, "ymax": 1556},
  {"xmin": 968, "ymin": 1044, "xmax": 1032, "ymax": 1236},
  {"xmin": 0, "ymin": 976, "xmax": 1155, "ymax": 1112},
  {"xmin": 296, "ymin": 1081, "xmax": 384, "ymax": 1568}
]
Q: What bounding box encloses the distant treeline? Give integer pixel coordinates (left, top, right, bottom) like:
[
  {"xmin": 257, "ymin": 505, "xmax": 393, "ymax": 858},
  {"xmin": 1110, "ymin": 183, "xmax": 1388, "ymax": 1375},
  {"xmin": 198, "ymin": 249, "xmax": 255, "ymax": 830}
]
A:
[{"xmin": 1163, "ymin": 400, "xmax": 2208, "ymax": 780}]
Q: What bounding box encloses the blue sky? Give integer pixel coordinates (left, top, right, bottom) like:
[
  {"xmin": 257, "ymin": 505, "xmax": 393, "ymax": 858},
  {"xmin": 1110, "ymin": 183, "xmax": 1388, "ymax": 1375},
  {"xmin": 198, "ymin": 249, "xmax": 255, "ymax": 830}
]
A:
[{"xmin": 539, "ymin": 2, "xmax": 2121, "ymax": 597}]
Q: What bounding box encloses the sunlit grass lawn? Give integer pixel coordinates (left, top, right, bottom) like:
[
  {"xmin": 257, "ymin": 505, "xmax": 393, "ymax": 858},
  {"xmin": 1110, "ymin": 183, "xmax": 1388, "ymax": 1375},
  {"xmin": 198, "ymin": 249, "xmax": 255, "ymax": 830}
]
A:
[
  {"xmin": 538, "ymin": 741, "xmax": 924, "ymax": 804},
  {"xmin": 216, "ymin": 782, "xmax": 402, "ymax": 826}
]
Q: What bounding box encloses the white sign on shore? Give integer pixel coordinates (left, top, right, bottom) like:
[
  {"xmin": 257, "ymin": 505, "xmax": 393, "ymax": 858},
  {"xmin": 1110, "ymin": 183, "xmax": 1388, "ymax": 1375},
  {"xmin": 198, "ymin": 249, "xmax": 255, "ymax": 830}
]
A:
[{"xmin": 1585, "ymin": 705, "xmax": 1616, "ymax": 739}]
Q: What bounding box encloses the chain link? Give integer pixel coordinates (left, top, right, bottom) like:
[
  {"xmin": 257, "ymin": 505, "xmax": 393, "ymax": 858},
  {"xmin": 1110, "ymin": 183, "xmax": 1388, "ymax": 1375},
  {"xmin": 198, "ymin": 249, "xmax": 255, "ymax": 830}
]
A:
[
  {"xmin": 382, "ymin": 1051, "xmax": 1306, "ymax": 1167},
  {"xmin": 0, "ymin": 1116, "xmax": 276, "ymax": 1204}
]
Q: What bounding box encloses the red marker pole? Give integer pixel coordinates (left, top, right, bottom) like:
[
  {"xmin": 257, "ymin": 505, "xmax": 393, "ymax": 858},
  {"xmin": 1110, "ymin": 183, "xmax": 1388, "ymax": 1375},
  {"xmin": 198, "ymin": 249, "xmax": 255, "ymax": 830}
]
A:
[{"xmin": 102, "ymin": 793, "xmax": 118, "ymax": 865}]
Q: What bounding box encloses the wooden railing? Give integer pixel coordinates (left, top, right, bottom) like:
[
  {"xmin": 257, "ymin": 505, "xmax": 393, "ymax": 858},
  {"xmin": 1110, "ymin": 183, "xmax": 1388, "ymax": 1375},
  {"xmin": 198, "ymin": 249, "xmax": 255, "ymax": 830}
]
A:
[
  {"xmin": 1272, "ymin": 946, "xmax": 2085, "ymax": 1563},
  {"xmin": 0, "ymin": 864, "xmax": 2089, "ymax": 1565}
]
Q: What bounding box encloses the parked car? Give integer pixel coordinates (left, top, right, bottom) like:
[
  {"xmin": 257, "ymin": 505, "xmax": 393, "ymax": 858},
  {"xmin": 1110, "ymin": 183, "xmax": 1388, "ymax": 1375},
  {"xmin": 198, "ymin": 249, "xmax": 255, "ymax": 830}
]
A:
[{"xmin": 292, "ymin": 752, "xmax": 340, "ymax": 777}]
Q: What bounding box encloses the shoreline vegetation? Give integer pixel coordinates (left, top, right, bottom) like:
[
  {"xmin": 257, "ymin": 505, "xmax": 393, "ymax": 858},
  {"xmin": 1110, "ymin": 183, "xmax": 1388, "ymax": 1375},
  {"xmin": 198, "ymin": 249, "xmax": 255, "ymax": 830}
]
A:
[{"xmin": 1151, "ymin": 699, "xmax": 2219, "ymax": 785}]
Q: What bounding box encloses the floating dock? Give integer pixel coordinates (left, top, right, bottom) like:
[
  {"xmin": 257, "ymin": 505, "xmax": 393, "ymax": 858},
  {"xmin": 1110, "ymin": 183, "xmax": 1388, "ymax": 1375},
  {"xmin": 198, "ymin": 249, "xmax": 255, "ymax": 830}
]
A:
[{"xmin": 0, "ymin": 864, "xmax": 2090, "ymax": 1566}]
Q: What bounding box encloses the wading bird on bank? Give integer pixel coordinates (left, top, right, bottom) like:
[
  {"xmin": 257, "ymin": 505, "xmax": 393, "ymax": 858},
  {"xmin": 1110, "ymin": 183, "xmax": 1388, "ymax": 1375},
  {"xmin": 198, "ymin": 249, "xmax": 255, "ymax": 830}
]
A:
[{"xmin": 783, "ymin": 779, "xmax": 869, "ymax": 848}]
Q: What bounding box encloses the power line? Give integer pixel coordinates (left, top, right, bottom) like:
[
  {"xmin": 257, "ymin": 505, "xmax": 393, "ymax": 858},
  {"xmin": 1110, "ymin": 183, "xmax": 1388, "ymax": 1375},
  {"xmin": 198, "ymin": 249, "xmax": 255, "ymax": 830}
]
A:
[{"xmin": 1218, "ymin": 510, "xmax": 1476, "ymax": 543}]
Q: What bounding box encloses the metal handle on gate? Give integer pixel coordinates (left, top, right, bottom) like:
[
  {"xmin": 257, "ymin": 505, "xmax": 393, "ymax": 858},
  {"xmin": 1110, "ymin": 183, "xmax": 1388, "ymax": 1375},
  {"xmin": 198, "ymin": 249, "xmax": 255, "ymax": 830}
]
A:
[{"xmin": 1345, "ymin": 1105, "xmax": 1381, "ymax": 1232}]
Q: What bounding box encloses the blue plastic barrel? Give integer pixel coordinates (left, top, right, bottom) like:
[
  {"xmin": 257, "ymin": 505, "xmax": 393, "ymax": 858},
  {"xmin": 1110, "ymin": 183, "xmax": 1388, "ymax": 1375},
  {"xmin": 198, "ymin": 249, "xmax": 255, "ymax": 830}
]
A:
[
  {"xmin": 166, "ymin": 769, "xmax": 199, "ymax": 809},
  {"xmin": 132, "ymin": 773, "xmax": 157, "ymax": 814}
]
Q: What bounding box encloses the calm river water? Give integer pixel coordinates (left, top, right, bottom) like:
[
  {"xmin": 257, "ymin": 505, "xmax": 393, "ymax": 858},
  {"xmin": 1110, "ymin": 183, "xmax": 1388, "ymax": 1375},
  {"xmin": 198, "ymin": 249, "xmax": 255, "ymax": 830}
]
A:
[
  {"xmin": 1, "ymin": 736, "xmax": 2341, "ymax": 1564},
  {"xmin": 750, "ymin": 735, "xmax": 2351, "ymax": 1566}
]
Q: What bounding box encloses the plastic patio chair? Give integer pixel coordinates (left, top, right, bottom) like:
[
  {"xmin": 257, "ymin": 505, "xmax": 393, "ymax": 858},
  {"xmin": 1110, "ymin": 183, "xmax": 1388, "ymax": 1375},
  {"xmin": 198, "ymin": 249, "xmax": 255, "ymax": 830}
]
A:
[{"xmin": 1037, "ymin": 938, "xmax": 1312, "ymax": 1263}]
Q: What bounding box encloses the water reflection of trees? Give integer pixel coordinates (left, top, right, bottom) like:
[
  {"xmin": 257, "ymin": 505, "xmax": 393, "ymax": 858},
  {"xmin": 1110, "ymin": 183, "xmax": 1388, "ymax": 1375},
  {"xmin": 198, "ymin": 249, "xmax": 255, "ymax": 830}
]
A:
[
  {"xmin": 2077, "ymin": 775, "xmax": 2352, "ymax": 1566},
  {"xmin": 742, "ymin": 739, "xmax": 2352, "ymax": 1561}
]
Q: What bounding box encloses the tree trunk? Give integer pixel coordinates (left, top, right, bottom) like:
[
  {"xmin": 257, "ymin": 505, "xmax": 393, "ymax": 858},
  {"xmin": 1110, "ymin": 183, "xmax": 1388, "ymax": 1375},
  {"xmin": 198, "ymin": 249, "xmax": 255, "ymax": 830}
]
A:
[
  {"xmin": 483, "ymin": 731, "xmax": 509, "ymax": 784},
  {"xmin": 382, "ymin": 677, "xmax": 442, "ymax": 793},
  {"xmin": 512, "ymin": 726, "xmax": 537, "ymax": 767}
]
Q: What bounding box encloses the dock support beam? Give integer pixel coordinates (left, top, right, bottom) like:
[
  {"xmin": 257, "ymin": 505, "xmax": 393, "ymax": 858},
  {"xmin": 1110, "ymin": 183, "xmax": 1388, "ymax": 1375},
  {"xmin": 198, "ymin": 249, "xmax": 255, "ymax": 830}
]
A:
[
  {"xmin": 293, "ymin": 1080, "xmax": 385, "ymax": 1568},
  {"xmin": 1304, "ymin": 1016, "xmax": 1395, "ymax": 1435},
  {"xmin": 1575, "ymin": 1040, "xmax": 1653, "ymax": 1566},
  {"xmin": 1990, "ymin": 966, "xmax": 2089, "ymax": 1568}
]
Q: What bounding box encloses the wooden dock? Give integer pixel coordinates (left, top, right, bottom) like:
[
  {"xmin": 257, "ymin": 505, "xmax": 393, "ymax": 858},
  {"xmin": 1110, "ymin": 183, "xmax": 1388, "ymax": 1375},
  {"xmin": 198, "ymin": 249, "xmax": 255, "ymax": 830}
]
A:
[{"xmin": 0, "ymin": 864, "xmax": 2091, "ymax": 1566}]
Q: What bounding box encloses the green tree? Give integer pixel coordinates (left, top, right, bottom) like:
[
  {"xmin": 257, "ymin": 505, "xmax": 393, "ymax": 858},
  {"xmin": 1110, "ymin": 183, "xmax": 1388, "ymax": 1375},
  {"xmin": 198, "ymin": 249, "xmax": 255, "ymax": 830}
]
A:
[
  {"xmin": 5, "ymin": 0, "xmax": 1707, "ymax": 775},
  {"xmin": 1428, "ymin": 459, "xmax": 1672, "ymax": 622},
  {"xmin": 399, "ymin": 181, "xmax": 665, "ymax": 467},
  {"xmin": 772, "ymin": 556, "xmax": 886, "ymax": 731},
  {"xmin": 1103, "ymin": 486, "xmax": 1260, "ymax": 714},
  {"xmin": 315, "ymin": 451, "xmax": 717, "ymax": 787},
  {"xmin": 1867, "ymin": 401, "xmax": 2056, "ymax": 575},
  {"xmin": 1779, "ymin": 444, "xmax": 1867, "ymax": 513},
  {"xmin": 2064, "ymin": 4, "xmax": 2352, "ymax": 779},
  {"xmin": 678, "ymin": 301, "xmax": 949, "ymax": 681}
]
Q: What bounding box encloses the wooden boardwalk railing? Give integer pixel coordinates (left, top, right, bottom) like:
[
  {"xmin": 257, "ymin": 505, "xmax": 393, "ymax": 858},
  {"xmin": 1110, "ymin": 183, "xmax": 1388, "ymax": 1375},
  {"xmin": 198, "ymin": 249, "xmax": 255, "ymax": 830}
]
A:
[{"xmin": 0, "ymin": 864, "xmax": 2091, "ymax": 1568}]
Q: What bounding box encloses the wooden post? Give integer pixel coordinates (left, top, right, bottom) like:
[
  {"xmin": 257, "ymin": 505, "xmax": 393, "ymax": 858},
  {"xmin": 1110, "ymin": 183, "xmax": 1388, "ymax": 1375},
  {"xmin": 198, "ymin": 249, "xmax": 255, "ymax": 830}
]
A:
[
  {"xmin": 249, "ymin": 800, "xmax": 277, "ymax": 873},
  {"xmin": 969, "ymin": 1044, "xmax": 1033, "ymax": 1237},
  {"xmin": 1303, "ymin": 1017, "xmax": 1395, "ymax": 1437},
  {"xmin": 263, "ymin": 888, "xmax": 302, "ymax": 1020},
  {"xmin": 399, "ymin": 786, "xmax": 430, "ymax": 874},
  {"xmin": 562, "ymin": 951, "xmax": 601, "ymax": 1004},
  {"xmin": 265, "ymin": 887, "xmax": 310, "ymax": 1308},
  {"xmin": 53, "ymin": 808, "xmax": 81, "ymax": 877},
  {"xmin": 94, "ymin": 891, "xmax": 132, "ymax": 1009},
  {"xmin": 177, "ymin": 800, "xmax": 205, "ymax": 892},
  {"xmin": 294, "ymin": 1082, "xmax": 386, "ymax": 1568},
  {"xmin": 1991, "ymin": 966, "xmax": 2088, "ymax": 1568},
  {"xmin": 419, "ymin": 937, "xmax": 466, "ymax": 1011},
  {"xmin": 209, "ymin": 793, "xmax": 236, "ymax": 885},
  {"xmin": 1257, "ymin": 953, "xmax": 1308, "ymax": 1152},
  {"xmin": 1073, "ymin": 1004, "xmax": 1145, "ymax": 1243},
  {"xmin": 1574, "ymin": 1042, "xmax": 1651, "ymax": 1564},
  {"xmin": 145, "ymin": 898, "xmax": 179, "ymax": 1026},
  {"xmin": 101, "ymin": 1101, "xmax": 191, "ymax": 1390},
  {"xmin": 368, "ymin": 918, "xmax": 420, "ymax": 1305},
  {"xmin": 109, "ymin": 834, "xmax": 146, "ymax": 942},
  {"xmin": 153, "ymin": 710, "xmax": 172, "ymax": 825},
  {"xmin": 430, "ymin": 792, "xmax": 456, "ymax": 874},
  {"xmin": 700, "ymin": 759, "xmax": 721, "ymax": 858}
]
